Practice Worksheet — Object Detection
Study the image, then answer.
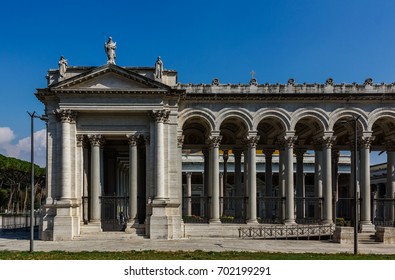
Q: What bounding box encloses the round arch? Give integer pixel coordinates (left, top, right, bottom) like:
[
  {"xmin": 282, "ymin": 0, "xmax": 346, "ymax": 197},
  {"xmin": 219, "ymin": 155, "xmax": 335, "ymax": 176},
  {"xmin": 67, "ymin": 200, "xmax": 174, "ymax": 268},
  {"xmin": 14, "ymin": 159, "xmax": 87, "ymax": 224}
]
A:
[
  {"xmin": 368, "ymin": 108, "xmax": 395, "ymax": 131},
  {"xmin": 216, "ymin": 108, "xmax": 254, "ymax": 131},
  {"xmin": 178, "ymin": 108, "xmax": 215, "ymax": 132},
  {"xmin": 329, "ymin": 108, "xmax": 369, "ymax": 131},
  {"xmin": 290, "ymin": 108, "xmax": 329, "ymax": 131},
  {"xmin": 253, "ymin": 108, "xmax": 291, "ymax": 131}
]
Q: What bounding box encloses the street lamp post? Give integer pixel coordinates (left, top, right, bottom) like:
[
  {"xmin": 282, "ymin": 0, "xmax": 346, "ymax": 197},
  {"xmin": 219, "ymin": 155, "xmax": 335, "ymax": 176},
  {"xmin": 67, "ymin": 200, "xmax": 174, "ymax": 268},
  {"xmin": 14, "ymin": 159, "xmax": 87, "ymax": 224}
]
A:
[
  {"xmin": 341, "ymin": 115, "xmax": 360, "ymax": 255},
  {"xmin": 27, "ymin": 111, "xmax": 48, "ymax": 253},
  {"xmin": 353, "ymin": 115, "xmax": 360, "ymax": 256}
]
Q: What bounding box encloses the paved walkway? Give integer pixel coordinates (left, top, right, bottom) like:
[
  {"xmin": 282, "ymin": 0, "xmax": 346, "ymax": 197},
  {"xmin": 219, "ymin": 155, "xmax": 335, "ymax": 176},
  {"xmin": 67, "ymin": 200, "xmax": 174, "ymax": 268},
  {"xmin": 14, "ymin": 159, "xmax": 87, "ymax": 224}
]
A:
[{"xmin": 1, "ymin": 232, "xmax": 395, "ymax": 254}]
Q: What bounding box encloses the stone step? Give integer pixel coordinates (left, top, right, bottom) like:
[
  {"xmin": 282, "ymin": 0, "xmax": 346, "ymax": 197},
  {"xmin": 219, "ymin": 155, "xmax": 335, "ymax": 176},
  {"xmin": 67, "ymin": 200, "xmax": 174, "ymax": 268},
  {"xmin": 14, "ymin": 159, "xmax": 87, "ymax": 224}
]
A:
[
  {"xmin": 76, "ymin": 231, "xmax": 146, "ymax": 240},
  {"xmin": 358, "ymin": 233, "xmax": 379, "ymax": 243}
]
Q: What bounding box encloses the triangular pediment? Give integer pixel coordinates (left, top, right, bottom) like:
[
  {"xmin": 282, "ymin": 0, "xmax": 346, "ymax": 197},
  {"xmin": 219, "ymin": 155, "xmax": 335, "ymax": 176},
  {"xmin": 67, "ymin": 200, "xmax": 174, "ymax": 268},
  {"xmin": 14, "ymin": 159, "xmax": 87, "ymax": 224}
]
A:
[{"xmin": 51, "ymin": 64, "xmax": 170, "ymax": 92}]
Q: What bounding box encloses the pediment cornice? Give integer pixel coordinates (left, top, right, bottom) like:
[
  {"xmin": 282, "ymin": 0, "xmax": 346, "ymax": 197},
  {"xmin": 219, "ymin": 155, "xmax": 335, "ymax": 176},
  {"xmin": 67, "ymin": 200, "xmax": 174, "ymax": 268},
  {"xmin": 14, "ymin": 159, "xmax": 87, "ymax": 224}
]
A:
[{"xmin": 49, "ymin": 64, "xmax": 171, "ymax": 91}]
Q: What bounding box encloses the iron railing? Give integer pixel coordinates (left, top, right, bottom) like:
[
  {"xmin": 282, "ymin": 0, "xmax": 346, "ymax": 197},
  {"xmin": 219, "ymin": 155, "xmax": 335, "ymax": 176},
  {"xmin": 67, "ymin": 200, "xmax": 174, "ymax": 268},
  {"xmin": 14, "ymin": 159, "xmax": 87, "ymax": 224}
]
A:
[
  {"xmin": 239, "ymin": 224, "xmax": 335, "ymax": 240},
  {"xmin": 100, "ymin": 195, "xmax": 129, "ymax": 231}
]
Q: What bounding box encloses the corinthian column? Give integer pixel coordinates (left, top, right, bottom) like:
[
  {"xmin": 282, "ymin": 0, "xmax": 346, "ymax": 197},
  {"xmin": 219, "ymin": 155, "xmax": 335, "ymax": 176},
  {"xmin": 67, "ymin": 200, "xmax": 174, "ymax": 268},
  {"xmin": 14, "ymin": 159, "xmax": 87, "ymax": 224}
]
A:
[
  {"xmin": 208, "ymin": 135, "xmax": 222, "ymax": 223},
  {"xmin": 360, "ymin": 136, "xmax": 375, "ymax": 231},
  {"xmin": 55, "ymin": 109, "xmax": 76, "ymax": 202},
  {"xmin": 280, "ymin": 135, "xmax": 297, "ymax": 225},
  {"xmin": 88, "ymin": 134, "xmax": 103, "ymax": 221},
  {"xmin": 321, "ymin": 136, "xmax": 336, "ymax": 224},
  {"xmin": 246, "ymin": 135, "xmax": 260, "ymax": 223},
  {"xmin": 127, "ymin": 134, "xmax": 138, "ymax": 223},
  {"xmin": 150, "ymin": 110, "xmax": 170, "ymax": 200}
]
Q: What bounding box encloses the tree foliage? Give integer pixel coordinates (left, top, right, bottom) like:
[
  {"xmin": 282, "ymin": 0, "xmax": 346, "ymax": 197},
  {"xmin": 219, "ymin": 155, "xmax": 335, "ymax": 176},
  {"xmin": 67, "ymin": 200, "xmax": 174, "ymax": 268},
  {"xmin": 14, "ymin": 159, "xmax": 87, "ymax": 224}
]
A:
[{"xmin": 0, "ymin": 154, "xmax": 46, "ymax": 213}]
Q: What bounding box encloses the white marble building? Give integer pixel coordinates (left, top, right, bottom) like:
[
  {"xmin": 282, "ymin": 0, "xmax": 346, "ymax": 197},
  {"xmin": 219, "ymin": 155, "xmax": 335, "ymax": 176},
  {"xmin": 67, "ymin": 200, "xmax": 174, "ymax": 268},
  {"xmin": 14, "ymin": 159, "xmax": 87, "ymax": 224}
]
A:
[{"xmin": 35, "ymin": 44, "xmax": 395, "ymax": 241}]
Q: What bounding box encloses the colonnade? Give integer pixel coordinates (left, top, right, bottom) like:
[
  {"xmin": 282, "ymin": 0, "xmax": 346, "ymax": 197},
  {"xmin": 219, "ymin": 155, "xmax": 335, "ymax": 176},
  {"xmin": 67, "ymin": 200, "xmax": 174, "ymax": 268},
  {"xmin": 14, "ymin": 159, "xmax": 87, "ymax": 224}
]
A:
[{"xmin": 182, "ymin": 132, "xmax": 395, "ymax": 227}]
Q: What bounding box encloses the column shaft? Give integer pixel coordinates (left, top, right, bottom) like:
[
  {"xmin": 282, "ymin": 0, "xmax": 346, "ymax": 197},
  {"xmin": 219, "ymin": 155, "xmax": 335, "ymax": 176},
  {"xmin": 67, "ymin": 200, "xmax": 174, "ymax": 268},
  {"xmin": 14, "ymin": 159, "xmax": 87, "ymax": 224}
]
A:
[
  {"xmin": 128, "ymin": 136, "xmax": 138, "ymax": 222},
  {"xmin": 247, "ymin": 138, "xmax": 258, "ymax": 223}
]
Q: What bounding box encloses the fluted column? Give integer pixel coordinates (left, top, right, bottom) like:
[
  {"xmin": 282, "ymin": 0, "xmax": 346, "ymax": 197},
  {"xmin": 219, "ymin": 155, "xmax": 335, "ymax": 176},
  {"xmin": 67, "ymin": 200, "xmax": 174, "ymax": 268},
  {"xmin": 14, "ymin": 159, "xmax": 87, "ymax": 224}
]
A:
[
  {"xmin": 88, "ymin": 134, "xmax": 103, "ymax": 221},
  {"xmin": 386, "ymin": 141, "xmax": 395, "ymax": 223},
  {"xmin": 246, "ymin": 135, "xmax": 260, "ymax": 223},
  {"xmin": 295, "ymin": 149, "xmax": 306, "ymax": 220},
  {"xmin": 127, "ymin": 134, "xmax": 138, "ymax": 223},
  {"xmin": 359, "ymin": 136, "xmax": 375, "ymax": 231},
  {"xmin": 322, "ymin": 136, "xmax": 336, "ymax": 224},
  {"xmin": 150, "ymin": 110, "xmax": 170, "ymax": 200},
  {"xmin": 186, "ymin": 172, "xmax": 192, "ymax": 216},
  {"xmin": 209, "ymin": 135, "xmax": 222, "ymax": 223},
  {"xmin": 55, "ymin": 109, "xmax": 76, "ymax": 202}
]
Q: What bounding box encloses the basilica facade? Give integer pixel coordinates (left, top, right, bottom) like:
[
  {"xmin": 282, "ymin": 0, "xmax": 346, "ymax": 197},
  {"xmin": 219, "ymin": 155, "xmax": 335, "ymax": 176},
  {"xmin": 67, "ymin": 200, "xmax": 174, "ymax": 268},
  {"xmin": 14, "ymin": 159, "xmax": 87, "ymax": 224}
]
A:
[{"xmin": 36, "ymin": 47, "xmax": 395, "ymax": 241}]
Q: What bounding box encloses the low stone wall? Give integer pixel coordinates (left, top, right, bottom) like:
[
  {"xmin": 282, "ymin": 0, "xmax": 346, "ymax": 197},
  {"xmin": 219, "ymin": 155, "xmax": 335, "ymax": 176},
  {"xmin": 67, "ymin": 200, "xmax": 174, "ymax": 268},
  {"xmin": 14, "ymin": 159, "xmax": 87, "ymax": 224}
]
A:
[
  {"xmin": 376, "ymin": 227, "xmax": 395, "ymax": 244},
  {"xmin": 183, "ymin": 223, "xmax": 241, "ymax": 238},
  {"xmin": 332, "ymin": 226, "xmax": 354, "ymax": 244}
]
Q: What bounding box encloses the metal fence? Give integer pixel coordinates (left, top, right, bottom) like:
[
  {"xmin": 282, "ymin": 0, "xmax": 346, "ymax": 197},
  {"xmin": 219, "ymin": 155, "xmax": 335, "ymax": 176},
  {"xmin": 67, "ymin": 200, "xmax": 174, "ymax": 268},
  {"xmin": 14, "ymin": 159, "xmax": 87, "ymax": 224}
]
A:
[{"xmin": 239, "ymin": 224, "xmax": 335, "ymax": 240}]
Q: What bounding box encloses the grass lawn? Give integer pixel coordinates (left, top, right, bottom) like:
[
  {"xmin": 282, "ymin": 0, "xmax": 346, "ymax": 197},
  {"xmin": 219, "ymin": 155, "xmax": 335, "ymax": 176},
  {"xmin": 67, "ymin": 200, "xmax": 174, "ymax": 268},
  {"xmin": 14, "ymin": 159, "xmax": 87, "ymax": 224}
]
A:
[{"xmin": 0, "ymin": 250, "xmax": 394, "ymax": 260}]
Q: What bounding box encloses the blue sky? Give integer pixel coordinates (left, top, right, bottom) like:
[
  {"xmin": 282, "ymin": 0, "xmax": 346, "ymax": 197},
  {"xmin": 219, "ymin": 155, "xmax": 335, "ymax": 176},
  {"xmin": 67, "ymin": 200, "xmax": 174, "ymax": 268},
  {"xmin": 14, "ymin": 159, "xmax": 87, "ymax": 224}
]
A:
[{"xmin": 0, "ymin": 0, "xmax": 394, "ymax": 166}]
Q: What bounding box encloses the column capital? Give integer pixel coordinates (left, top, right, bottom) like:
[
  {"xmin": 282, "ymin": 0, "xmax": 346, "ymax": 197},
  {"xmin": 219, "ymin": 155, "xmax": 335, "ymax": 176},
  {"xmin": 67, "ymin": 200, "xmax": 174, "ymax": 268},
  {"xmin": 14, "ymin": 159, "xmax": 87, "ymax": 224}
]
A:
[
  {"xmin": 294, "ymin": 148, "xmax": 306, "ymax": 158},
  {"xmin": 76, "ymin": 134, "xmax": 89, "ymax": 148},
  {"xmin": 177, "ymin": 135, "xmax": 184, "ymax": 148},
  {"xmin": 186, "ymin": 172, "xmax": 192, "ymax": 178},
  {"xmin": 263, "ymin": 148, "xmax": 275, "ymax": 156},
  {"xmin": 322, "ymin": 136, "xmax": 337, "ymax": 149},
  {"xmin": 54, "ymin": 109, "xmax": 77, "ymax": 123},
  {"xmin": 126, "ymin": 134, "xmax": 139, "ymax": 146},
  {"xmin": 208, "ymin": 135, "xmax": 222, "ymax": 148},
  {"xmin": 244, "ymin": 135, "xmax": 260, "ymax": 148},
  {"xmin": 88, "ymin": 134, "xmax": 104, "ymax": 147},
  {"xmin": 233, "ymin": 148, "xmax": 243, "ymax": 158},
  {"xmin": 359, "ymin": 136, "xmax": 375, "ymax": 149},
  {"xmin": 277, "ymin": 135, "xmax": 298, "ymax": 148},
  {"xmin": 150, "ymin": 109, "xmax": 170, "ymax": 123}
]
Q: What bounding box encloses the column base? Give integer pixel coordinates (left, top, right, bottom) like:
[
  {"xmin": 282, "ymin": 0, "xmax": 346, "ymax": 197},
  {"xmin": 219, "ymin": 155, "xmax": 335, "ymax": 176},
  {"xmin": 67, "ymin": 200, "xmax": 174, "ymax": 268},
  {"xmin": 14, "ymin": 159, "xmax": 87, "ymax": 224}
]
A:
[
  {"xmin": 283, "ymin": 219, "xmax": 297, "ymax": 225},
  {"xmin": 360, "ymin": 222, "xmax": 376, "ymax": 233},
  {"xmin": 320, "ymin": 219, "xmax": 334, "ymax": 225},
  {"xmin": 209, "ymin": 218, "xmax": 221, "ymax": 224},
  {"xmin": 149, "ymin": 199, "xmax": 182, "ymax": 239},
  {"xmin": 246, "ymin": 219, "xmax": 258, "ymax": 224}
]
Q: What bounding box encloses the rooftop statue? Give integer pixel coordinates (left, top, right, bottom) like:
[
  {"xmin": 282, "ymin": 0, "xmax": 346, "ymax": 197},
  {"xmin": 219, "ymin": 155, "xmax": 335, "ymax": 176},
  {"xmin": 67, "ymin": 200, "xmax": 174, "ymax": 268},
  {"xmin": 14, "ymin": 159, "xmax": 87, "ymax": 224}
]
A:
[
  {"xmin": 58, "ymin": 56, "xmax": 68, "ymax": 79},
  {"xmin": 105, "ymin": 36, "xmax": 116, "ymax": 64},
  {"xmin": 155, "ymin": 56, "xmax": 163, "ymax": 80}
]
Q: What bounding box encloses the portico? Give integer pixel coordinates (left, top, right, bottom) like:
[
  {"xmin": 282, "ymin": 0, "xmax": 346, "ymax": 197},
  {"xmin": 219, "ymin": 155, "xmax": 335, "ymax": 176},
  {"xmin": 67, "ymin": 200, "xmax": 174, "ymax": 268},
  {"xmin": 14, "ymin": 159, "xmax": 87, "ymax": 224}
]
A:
[{"xmin": 36, "ymin": 45, "xmax": 395, "ymax": 240}]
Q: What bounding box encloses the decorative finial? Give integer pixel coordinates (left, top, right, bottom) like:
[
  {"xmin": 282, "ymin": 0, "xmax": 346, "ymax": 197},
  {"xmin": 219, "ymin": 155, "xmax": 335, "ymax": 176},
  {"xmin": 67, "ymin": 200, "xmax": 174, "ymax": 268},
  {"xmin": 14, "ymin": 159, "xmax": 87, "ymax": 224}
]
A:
[
  {"xmin": 249, "ymin": 70, "xmax": 257, "ymax": 85},
  {"xmin": 326, "ymin": 78, "xmax": 334, "ymax": 86},
  {"xmin": 287, "ymin": 78, "xmax": 295, "ymax": 86},
  {"xmin": 212, "ymin": 78, "xmax": 220, "ymax": 86}
]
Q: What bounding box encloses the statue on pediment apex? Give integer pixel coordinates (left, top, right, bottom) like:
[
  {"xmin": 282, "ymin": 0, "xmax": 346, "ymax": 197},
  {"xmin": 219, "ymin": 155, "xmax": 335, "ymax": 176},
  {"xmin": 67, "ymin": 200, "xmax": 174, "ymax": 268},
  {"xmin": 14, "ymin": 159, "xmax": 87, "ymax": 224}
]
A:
[
  {"xmin": 58, "ymin": 56, "xmax": 68, "ymax": 78},
  {"xmin": 105, "ymin": 36, "xmax": 116, "ymax": 64},
  {"xmin": 155, "ymin": 56, "xmax": 163, "ymax": 80}
]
